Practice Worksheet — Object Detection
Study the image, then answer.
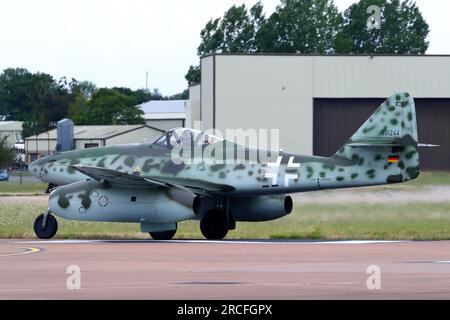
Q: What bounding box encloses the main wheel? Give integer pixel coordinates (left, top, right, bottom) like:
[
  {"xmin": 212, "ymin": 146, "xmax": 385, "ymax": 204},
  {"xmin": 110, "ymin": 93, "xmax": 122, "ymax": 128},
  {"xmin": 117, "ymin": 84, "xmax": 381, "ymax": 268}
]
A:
[
  {"xmin": 34, "ymin": 213, "xmax": 58, "ymax": 239},
  {"xmin": 200, "ymin": 209, "xmax": 228, "ymax": 240},
  {"xmin": 149, "ymin": 224, "xmax": 177, "ymax": 240}
]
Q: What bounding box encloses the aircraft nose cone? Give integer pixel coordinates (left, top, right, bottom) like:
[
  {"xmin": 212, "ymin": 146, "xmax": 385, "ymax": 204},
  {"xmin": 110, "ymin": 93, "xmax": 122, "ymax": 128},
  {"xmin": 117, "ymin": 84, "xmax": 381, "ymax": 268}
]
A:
[
  {"xmin": 28, "ymin": 160, "xmax": 41, "ymax": 178},
  {"xmin": 29, "ymin": 155, "xmax": 54, "ymax": 181}
]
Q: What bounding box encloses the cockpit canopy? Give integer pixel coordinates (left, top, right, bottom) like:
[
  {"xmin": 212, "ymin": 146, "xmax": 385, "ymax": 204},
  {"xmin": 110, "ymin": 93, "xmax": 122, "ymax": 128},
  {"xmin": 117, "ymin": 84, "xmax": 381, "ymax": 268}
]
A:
[{"xmin": 152, "ymin": 128, "xmax": 223, "ymax": 149}]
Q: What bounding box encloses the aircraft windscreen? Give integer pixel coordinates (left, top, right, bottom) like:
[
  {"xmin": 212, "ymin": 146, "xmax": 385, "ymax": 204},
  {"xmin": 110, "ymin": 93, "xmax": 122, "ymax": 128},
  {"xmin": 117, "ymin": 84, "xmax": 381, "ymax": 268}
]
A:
[{"xmin": 152, "ymin": 128, "xmax": 223, "ymax": 149}]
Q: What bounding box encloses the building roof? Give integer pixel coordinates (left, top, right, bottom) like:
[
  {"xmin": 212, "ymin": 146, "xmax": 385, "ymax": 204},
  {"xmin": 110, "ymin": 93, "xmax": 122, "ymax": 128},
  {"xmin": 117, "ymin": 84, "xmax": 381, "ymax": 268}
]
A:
[
  {"xmin": 138, "ymin": 100, "xmax": 186, "ymax": 114},
  {"xmin": 202, "ymin": 53, "xmax": 450, "ymax": 58},
  {"xmin": 25, "ymin": 125, "xmax": 163, "ymax": 140},
  {"xmin": 0, "ymin": 121, "xmax": 23, "ymax": 131},
  {"xmin": 144, "ymin": 112, "xmax": 186, "ymax": 120}
]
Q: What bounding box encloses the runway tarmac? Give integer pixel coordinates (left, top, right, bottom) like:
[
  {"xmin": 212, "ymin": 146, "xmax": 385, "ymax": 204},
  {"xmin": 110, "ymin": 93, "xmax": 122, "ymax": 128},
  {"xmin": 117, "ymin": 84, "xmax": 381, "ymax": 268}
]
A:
[{"xmin": 1, "ymin": 239, "xmax": 450, "ymax": 299}]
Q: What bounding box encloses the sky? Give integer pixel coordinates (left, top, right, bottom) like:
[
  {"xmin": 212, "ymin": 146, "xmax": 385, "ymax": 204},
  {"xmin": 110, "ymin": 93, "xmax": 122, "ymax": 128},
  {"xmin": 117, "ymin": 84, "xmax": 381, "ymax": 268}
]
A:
[{"xmin": 0, "ymin": 0, "xmax": 448, "ymax": 95}]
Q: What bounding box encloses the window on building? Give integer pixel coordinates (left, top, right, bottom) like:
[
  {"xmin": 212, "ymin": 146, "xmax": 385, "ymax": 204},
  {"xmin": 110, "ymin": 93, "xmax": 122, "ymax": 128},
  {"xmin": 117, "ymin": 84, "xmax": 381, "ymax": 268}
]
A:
[
  {"xmin": 29, "ymin": 153, "xmax": 39, "ymax": 162},
  {"xmin": 84, "ymin": 143, "xmax": 99, "ymax": 149}
]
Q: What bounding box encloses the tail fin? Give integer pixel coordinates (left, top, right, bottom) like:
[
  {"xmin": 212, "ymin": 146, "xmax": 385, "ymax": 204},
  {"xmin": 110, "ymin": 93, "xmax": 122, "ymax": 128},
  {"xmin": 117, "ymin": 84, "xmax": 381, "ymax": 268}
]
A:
[
  {"xmin": 344, "ymin": 92, "xmax": 418, "ymax": 147},
  {"xmin": 333, "ymin": 92, "xmax": 420, "ymax": 182}
]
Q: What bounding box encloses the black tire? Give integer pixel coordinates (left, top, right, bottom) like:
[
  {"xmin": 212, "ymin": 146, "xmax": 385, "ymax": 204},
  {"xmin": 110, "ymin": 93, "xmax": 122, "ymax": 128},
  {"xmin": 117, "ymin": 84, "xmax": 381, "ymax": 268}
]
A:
[
  {"xmin": 149, "ymin": 224, "xmax": 177, "ymax": 240},
  {"xmin": 45, "ymin": 183, "xmax": 58, "ymax": 194},
  {"xmin": 200, "ymin": 209, "xmax": 228, "ymax": 240},
  {"xmin": 34, "ymin": 213, "xmax": 58, "ymax": 239}
]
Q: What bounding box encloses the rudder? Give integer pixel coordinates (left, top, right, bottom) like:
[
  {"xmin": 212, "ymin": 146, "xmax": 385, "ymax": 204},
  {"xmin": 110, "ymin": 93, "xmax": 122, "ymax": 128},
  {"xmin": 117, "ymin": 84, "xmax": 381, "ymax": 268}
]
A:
[{"xmin": 333, "ymin": 92, "xmax": 420, "ymax": 182}]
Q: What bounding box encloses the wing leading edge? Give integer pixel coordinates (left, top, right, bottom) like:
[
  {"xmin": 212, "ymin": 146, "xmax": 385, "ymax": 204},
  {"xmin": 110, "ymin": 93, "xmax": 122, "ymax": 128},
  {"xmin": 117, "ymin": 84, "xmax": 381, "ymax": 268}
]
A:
[{"xmin": 70, "ymin": 165, "xmax": 235, "ymax": 195}]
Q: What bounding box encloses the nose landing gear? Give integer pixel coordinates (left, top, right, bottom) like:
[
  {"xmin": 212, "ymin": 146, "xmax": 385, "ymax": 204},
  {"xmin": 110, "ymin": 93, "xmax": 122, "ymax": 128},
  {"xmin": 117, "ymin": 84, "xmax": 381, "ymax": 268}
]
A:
[
  {"xmin": 149, "ymin": 223, "xmax": 177, "ymax": 240},
  {"xmin": 33, "ymin": 210, "xmax": 58, "ymax": 239}
]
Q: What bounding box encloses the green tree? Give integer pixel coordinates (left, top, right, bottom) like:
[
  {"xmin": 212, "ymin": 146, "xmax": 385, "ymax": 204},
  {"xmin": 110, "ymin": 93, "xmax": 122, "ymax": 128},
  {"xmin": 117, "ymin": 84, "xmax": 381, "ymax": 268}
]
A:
[
  {"xmin": 132, "ymin": 89, "xmax": 152, "ymax": 104},
  {"xmin": 186, "ymin": 1, "xmax": 265, "ymax": 84},
  {"xmin": 194, "ymin": 0, "xmax": 342, "ymax": 55},
  {"xmin": 186, "ymin": 0, "xmax": 342, "ymax": 82},
  {"xmin": 338, "ymin": 0, "xmax": 429, "ymax": 54},
  {"xmin": 77, "ymin": 81, "xmax": 97, "ymax": 99},
  {"xmin": 0, "ymin": 136, "xmax": 15, "ymax": 168},
  {"xmin": 73, "ymin": 88, "xmax": 144, "ymax": 125},
  {"xmin": 68, "ymin": 91, "xmax": 89, "ymax": 120},
  {"xmin": 21, "ymin": 73, "xmax": 71, "ymax": 138},
  {"xmin": 66, "ymin": 80, "xmax": 96, "ymax": 120},
  {"xmin": 112, "ymin": 87, "xmax": 153, "ymax": 104},
  {"xmin": 168, "ymin": 89, "xmax": 189, "ymax": 100},
  {"xmin": 186, "ymin": 0, "xmax": 430, "ymax": 82},
  {"xmin": 0, "ymin": 68, "xmax": 73, "ymax": 137},
  {"xmin": 0, "ymin": 68, "xmax": 36, "ymax": 121},
  {"xmin": 197, "ymin": 2, "xmax": 265, "ymax": 56},
  {"xmin": 258, "ymin": 0, "xmax": 342, "ymax": 53},
  {"xmin": 150, "ymin": 88, "xmax": 165, "ymax": 100},
  {"xmin": 185, "ymin": 65, "xmax": 201, "ymax": 85}
]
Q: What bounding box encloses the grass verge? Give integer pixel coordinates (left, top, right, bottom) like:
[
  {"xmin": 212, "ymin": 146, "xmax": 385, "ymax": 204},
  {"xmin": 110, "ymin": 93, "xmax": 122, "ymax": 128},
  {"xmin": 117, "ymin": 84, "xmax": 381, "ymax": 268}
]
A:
[
  {"xmin": 0, "ymin": 182, "xmax": 47, "ymax": 196},
  {"xmin": 1, "ymin": 202, "xmax": 450, "ymax": 240}
]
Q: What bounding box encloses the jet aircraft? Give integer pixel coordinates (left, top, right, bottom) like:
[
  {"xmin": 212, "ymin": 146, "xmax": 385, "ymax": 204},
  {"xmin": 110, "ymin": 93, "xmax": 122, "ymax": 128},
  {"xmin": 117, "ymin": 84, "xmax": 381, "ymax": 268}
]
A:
[{"xmin": 30, "ymin": 92, "xmax": 421, "ymax": 240}]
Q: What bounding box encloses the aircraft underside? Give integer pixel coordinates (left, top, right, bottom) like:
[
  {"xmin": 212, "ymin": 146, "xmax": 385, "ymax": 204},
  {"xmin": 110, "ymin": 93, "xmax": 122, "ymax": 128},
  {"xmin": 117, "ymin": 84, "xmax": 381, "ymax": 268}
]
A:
[{"xmin": 34, "ymin": 179, "xmax": 293, "ymax": 240}]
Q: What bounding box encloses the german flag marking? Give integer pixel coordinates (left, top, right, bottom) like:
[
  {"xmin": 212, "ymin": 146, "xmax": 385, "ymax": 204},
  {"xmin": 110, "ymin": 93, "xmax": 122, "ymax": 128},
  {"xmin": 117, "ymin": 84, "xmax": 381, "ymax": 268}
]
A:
[{"xmin": 388, "ymin": 155, "xmax": 399, "ymax": 163}]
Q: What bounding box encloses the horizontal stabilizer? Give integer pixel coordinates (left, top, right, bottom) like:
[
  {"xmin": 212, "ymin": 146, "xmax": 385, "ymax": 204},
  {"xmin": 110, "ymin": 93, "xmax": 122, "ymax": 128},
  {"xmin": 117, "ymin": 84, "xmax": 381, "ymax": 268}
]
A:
[
  {"xmin": 346, "ymin": 142, "xmax": 404, "ymax": 147},
  {"xmin": 418, "ymin": 143, "xmax": 439, "ymax": 147},
  {"xmin": 346, "ymin": 137, "xmax": 403, "ymax": 147},
  {"xmin": 348, "ymin": 142, "xmax": 439, "ymax": 148}
]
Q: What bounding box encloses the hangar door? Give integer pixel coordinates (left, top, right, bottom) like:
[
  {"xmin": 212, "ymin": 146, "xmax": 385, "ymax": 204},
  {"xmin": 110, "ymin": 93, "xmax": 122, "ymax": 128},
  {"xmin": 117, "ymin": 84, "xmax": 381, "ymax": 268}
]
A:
[{"xmin": 313, "ymin": 98, "xmax": 450, "ymax": 171}]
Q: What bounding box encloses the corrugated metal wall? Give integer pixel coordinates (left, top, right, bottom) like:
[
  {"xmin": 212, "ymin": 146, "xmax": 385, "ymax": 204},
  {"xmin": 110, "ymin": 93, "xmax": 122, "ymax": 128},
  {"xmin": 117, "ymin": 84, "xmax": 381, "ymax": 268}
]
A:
[
  {"xmin": 313, "ymin": 98, "xmax": 450, "ymax": 170},
  {"xmin": 203, "ymin": 55, "xmax": 450, "ymax": 156},
  {"xmin": 187, "ymin": 84, "xmax": 201, "ymax": 128},
  {"xmin": 200, "ymin": 56, "xmax": 215, "ymax": 130},
  {"xmin": 214, "ymin": 55, "xmax": 314, "ymax": 153}
]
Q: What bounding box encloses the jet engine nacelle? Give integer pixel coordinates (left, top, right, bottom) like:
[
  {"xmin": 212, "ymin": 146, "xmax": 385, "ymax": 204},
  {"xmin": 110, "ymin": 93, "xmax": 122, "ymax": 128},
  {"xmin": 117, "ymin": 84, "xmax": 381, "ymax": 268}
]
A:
[
  {"xmin": 229, "ymin": 195, "xmax": 293, "ymax": 222},
  {"xmin": 48, "ymin": 180, "xmax": 196, "ymax": 224}
]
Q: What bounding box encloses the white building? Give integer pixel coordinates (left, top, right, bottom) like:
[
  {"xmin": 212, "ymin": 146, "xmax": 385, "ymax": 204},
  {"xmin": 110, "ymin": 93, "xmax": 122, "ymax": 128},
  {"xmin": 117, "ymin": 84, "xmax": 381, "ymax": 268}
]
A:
[
  {"xmin": 186, "ymin": 84, "xmax": 200, "ymax": 128},
  {"xmin": 138, "ymin": 100, "xmax": 186, "ymax": 130},
  {"xmin": 188, "ymin": 54, "xmax": 450, "ymax": 170},
  {"xmin": 0, "ymin": 121, "xmax": 23, "ymax": 146}
]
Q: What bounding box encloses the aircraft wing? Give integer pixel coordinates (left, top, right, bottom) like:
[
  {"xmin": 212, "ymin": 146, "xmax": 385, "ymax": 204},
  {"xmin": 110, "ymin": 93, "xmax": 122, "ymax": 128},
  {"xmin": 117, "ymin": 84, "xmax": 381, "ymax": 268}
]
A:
[
  {"xmin": 71, "ymin": 165, "xmax": 234, "ymax": 195},
  {"xmin": 150, "ymin": 176, "xmax": 235, "ymax": 194}
]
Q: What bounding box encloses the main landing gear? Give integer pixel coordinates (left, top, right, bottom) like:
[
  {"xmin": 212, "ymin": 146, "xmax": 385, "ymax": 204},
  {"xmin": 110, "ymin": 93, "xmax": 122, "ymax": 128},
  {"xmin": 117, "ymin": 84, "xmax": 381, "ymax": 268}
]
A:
[
  {"xmin": 149, "ymin": 223, "xmax": 177, "ymax": 240},
  {"xmin": 33, "ymin": 210, "xmax": 58, "ymax": 239},
  {"xmin": 200, "ymin": 209, "xmax": 229, "ymax": 240}
]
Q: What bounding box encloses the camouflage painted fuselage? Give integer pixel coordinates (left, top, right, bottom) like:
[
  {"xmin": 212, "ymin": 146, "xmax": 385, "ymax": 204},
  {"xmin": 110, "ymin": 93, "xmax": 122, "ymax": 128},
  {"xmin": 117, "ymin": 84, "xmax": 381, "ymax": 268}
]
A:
[
  {"xmin": 29, "ymin": 92, "xmax": 420, "ymax": 230},
  {"xmin": 30, "ymin": 93, "xmax": 419, "ymax": 197},
  {"xmin": 30, "ymin": 144, "xmax": 417, "ymax": 198}
]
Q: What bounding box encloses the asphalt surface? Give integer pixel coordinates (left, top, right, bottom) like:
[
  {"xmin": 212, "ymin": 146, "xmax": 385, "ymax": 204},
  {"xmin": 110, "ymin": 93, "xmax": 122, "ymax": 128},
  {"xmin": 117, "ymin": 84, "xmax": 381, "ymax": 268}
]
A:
[{"xmin": 1, "ymin": 239, "xmax": 450, "ymax": 299}]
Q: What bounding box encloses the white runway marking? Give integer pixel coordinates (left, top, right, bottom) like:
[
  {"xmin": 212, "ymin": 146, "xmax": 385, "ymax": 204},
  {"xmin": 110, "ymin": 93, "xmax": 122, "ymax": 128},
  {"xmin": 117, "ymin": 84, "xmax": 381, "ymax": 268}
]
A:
[
  {"xmin": 0, "ymin": 246, "xmax": 41, "ymax": 257},
  {"xmin": 433, "ymin": 260, "xmax": 450, "ymax": 264},
  {"xmin": 14, "ymin": 240, "xmax": 97, "ymax": 244},
  {"xmin": 11, "ymin": 239, "xmax": 409, "ymax": 245},
  {"xmin": 311, "ymin": 240, "xmax": 408, "ymax": 245}
]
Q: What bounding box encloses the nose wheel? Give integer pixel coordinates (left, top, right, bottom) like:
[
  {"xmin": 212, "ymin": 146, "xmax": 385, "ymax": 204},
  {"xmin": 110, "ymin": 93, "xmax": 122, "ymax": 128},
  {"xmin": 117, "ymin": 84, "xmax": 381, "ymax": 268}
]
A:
[
  {"xmin": 149, "ymin": 224, "xmax": 177, "ymax": 240},
  {"xmin": 34, "ymin": 212, "xmax": 58, "ymax": 239}
]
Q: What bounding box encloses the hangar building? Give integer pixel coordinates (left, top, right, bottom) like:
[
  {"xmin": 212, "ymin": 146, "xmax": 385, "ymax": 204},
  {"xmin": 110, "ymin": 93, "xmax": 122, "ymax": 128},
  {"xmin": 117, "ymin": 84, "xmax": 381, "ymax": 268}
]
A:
[
  {"xmin": 0, "ymin": 121, "xmax": 23, "ymax": 146},
  {"xmin": 188, "ymin": 54, "xmax": 450, "ymax": 170},
  {"xmin": 138, "ymin": 100, "xmax": 186, "ymax": 130}
]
